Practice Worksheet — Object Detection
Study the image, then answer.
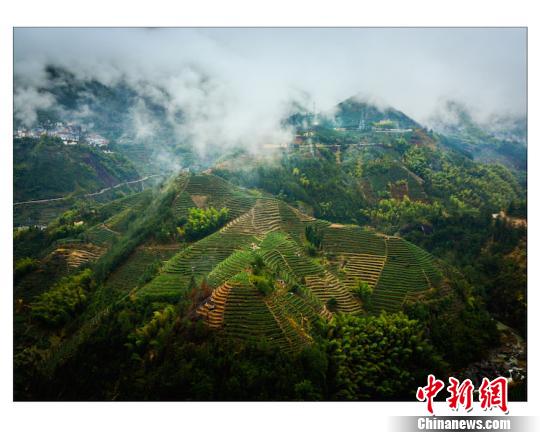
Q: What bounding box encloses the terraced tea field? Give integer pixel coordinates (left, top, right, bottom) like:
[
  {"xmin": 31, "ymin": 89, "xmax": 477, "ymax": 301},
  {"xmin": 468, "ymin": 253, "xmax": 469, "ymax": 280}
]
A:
[
  {"xmin": 85, "ymin": 223, "xmax": 119, "ymax": 245},
  {"xmin": 207, "ymin": 250, "xmax": 256, "ymax": 288},
  {"xmin": 172, "ymin": 173, "xmax": 259, "ymax": 222},
  {"xmin": 222, "ymin": 195, "xmax": 258, "ymax": 219},
  {"xmin": 363, "ymin": 161, "xmax": 427, "ymax": 202},
  {"xmin": 51, "ymin": 243, "xmax": 105, "ymax": 269},
  {"xmin": 259, "ymin": 232, "xmax": 324, "ymax": 284},
  {"xmin": 165, "ymin": 231, "xmax": 257, "ymax": 276},
  {"xmin": 340, "ymin": 253, "xmax": 387, "ymax": 289},
  {"xmin": 172, "ymin": 192, "xmax": 197, "ymax": 219},
  {"xmin": 318, "ymin": 225, "xmax": 441, "ymax": 314},
  {"xmin": 370, "ymin": 237, "xmax": 441, "ymax": 313},
  {"xmin": 198, "ymin": 272, "xmax": 320, "ymax": 352},
  {"xmin": 98, "ymin": 173, "xmax": 444, "ymax": 350},
  {"xmin": 252, "ymin": 199, "xmax": 282, "ymax": 234},
  {"xmin": 197, "ymin": 282, "xmax": 232, "ymax": 328},
  {"xmin": 222, "ymin": 277, "xmax": 287, "ymax": 349},
  {"xmin": 138, "ymin": 230, "xmax": 257, "ymax": 301},
  {"xmin": 277, "ymin": 201, "xmax": 310, "ymax": 241},
  {"xmin": 14, "ymin": 199, "xmax": 72, "ymax": 227},
  {"xmin": 305, "ymin": 271, "xmax": 362, "ymax": 313},
  {"xmin": 321, "ymin": 225, "xmax": 387, "ymax": 256},
  {"xmin": 184, "ymin": 174, "xmax": 235, "ymax": 209},
  {"xmin": 97, "ymin": 189, "xmax": 153, "ymax": 216},
  {"xmin": 104, "ymin": 245, "xmax": 181, "ymax": 295}
]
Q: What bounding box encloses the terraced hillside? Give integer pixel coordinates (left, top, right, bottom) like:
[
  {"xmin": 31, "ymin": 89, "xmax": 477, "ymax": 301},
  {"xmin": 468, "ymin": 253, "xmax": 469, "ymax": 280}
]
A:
[
  {"xmin": 197, "ymin": 272, "xmax": 319, "ymax": 353},
  {"xmin": 104, "ymin": 244, "xmax": 180, "ymax": 295},
  {"xmin": 125, "ymin": 173, "xmax": 445, "ymax": 351},
  {"xmin": 361, "ymin": 160, "xmax": 427, "ymax": 203},
  {"xmin": 37, "ymin": 173, "xmax": 444, "ymax": 355},
  {"xmin": 370, "ymin": 237, "xmax": 442, "ymax": 313},
  {"xmin": 321, "ymin": 224, "xmax": 443, "ymax": 313},
  {"xmin": 14, "ymin": 200, "xmax": 72, "ymax": 227},
  {"xmin": 85, "ymin": 223, "xmax": 119, "ymax": 245},
  {"xmin": 50, "ymin": 242, "xmax": 105, "ymax": 269},
  {"xmin": 15, "ymin": 172, "xmax": 449, "ymax": 383}
]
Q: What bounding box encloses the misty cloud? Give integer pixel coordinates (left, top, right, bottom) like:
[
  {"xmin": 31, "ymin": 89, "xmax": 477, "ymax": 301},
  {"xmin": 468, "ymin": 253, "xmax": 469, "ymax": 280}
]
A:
[
  {"xmin": 14, "ymin": 27, "xmax": 526, "ymax": 152},
  {"xmin": 130, "ymin": 99, "xmax": 160, "ymax": 141},
  {"xmin": 14, "ymin": 86, "xmax": 55, "ymax": 126}
]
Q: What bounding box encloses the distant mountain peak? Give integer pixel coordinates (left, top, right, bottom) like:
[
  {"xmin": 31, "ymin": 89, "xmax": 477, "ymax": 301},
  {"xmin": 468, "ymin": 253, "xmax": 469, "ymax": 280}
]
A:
[
  {"xmin": 429, "ymin": 98, "xmax": 526, "ymax": 144},
  {"xmin": 335, "ymin": 95, "xmax": 420, "ymax": 129}
]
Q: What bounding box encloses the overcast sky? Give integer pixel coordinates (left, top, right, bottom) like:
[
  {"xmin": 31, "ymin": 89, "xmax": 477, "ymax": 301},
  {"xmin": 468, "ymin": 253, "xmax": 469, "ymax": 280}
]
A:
[{"xmin": 14, "ymin": 28, "xmax": 526, "ymax": 150}]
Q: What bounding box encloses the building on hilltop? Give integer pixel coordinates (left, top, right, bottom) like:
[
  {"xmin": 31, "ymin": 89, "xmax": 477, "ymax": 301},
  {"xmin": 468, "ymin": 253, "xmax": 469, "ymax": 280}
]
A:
[{"xmin": 86, "ymin": 133, "xmax": 109, "ymax": 147}]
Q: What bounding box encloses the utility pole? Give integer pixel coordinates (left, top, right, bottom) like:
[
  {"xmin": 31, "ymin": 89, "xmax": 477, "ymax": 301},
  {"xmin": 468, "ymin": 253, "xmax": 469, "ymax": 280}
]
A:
[{"xmin": 309, "ymin": 102, "xmax": 317, "ymax": 157}]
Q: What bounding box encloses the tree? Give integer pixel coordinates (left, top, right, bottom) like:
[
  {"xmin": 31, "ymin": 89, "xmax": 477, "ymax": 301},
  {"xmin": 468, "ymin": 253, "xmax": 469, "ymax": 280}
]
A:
[
  {"xmin": 126, "ymin": 305, "xmax": 177, "ymax": 364},
  {"xmin": 352, "ymin": 279, "xmax": 373, "ymax": 310},
  {"xmin": 250, "ymin": 274, "xmax": 274, "ymax": 296},
  {"xmin": 325, "ymin": 312, "xmax": 444, "ymax": 400},
  {"xmin": 31, "ymin": 269, "xmax": 94, "ymax": 327},
  {"xmin": 305, "ymin": 225, "xmax": 323, "ymax": 249},
  {"xmin": 14, "ymin": 257, "xmax": 39, "ymax": 282},
  {"xmin": 326, "ymin": 297, "xmax": 338, "ymax": 311}
]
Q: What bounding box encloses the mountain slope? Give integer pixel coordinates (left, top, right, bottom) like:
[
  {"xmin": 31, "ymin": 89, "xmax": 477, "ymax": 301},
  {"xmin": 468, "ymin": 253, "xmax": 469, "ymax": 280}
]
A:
[
  {"xmin": 14, "ymin": 135, "xmax": 139, "ymax": 202},
  {"xmin": 429, "ymin": 100, "xmax": 527, "ymax": 171},
  {"xmin": 14, "ymin": 170, "xmax": 513, "ymax": 402},
  {"xmin": 18, "ymin": 66, "xmax": 197, "ymax": 176},
  {"xmin": 15, "ymin": 173, "xmax": 446, "ymax": 361},
  {"xmin": 106, "ymin": 174, "xmax": 444, "ymax": 350}
]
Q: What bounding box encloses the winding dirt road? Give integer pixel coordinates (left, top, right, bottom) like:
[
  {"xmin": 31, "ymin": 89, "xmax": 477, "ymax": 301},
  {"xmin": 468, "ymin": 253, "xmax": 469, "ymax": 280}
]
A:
[{"xmin": 13, "ymin": 174, "xmax": 162, "ymax": 206}]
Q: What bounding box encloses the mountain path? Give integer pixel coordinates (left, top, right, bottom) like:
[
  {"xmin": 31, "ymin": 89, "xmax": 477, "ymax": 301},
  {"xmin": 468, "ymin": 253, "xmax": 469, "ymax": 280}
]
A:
[{"xmin": 14, "ymin": 174, "xmax": 162, "ymax": 206}]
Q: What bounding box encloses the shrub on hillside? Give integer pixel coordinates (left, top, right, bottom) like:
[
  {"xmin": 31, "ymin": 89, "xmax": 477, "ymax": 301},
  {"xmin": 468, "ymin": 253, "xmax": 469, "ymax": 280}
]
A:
[
  {"xmin": 305, "ymin": 225, "xmax": 323, "ymax": 249},
  {"xmin": 178, "ymin": 207, "xmax": 230, "ymax": 241},
  {"xmin": 126, "ymin": 305, "xmax": 177, "ymax": 364},
  {"xmin": 352, "ymin": 279, "xmax": 373, "ymax": 310},
  {"xmin": 14, "ymin": 257, "xmax": 39, "ymax": 282},
  {"xmin": 250, "ymin": 274, "xmax": 274, "ymax": 296},
  {"xmin": 326, "ymin": 297, "xmax": 338, "ymax": 311}
]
